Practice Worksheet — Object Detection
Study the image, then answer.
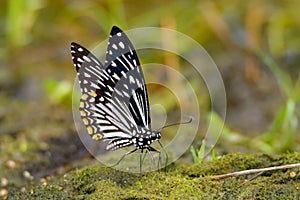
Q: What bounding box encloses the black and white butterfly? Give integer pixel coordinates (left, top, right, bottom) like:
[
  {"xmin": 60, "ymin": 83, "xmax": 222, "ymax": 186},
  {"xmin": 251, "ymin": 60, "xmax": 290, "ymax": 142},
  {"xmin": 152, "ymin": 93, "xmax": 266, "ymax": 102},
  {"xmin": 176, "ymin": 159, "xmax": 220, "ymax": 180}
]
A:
[{"xmin": 71, "ymin": 26, "xmax": 169, "ymax": 172}]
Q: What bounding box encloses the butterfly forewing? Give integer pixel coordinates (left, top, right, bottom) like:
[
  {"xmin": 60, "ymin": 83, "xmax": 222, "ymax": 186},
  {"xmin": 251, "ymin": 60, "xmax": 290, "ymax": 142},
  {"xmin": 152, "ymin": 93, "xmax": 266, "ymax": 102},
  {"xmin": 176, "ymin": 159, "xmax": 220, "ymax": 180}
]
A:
[{"xmin": 105, "ymin": 26, "xmax": 151, "ymax": 129}]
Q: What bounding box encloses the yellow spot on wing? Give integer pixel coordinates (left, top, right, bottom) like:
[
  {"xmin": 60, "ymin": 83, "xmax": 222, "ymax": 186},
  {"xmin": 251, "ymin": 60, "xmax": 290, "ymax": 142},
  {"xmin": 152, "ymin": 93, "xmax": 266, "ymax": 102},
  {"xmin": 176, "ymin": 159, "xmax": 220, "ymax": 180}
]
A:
[
  {"xmin": 82, "ymin": 94, "xmax": 88, "ymax": 100},
  {"xmin": 83, "ymin": 118, "xmax": 89, "ymax": 125},
  {"xmin": 80, "ymin": 101, "xmax": 84, "ymax": 108},
  {"xmin": 89, "ymin": 91, "xmax": 97, "ymax": 97},
  {"xmin": 92, "ymin": 134, "xmax": 103, "ymax": 140},
  {"xmin": 80, "ymin": 110, "xmax": 86, "ymax": 116},
  {"xmin": 87, "ymin": 126, "xmax": 93, "ymax": 135}
]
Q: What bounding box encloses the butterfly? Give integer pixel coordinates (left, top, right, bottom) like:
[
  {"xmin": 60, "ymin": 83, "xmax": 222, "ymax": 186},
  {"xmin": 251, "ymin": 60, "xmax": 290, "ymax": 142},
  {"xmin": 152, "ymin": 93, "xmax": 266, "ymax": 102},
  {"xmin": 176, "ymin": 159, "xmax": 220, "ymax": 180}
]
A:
[{"xmin": 70, "ymin": 26, "xmax": 168, "ymax": 172}]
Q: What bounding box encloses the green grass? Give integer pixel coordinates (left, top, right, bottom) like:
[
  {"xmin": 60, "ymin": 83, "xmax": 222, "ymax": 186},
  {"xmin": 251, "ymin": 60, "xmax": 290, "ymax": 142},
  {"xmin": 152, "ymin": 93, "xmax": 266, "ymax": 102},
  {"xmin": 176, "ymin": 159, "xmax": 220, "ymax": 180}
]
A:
[
  {"xmin": 207, "ymin": 50, "xmax": 300, "ymax": 153},
  {"xmin": 256, "ymin": 49, "xmax": 300, "ymax": 152}
]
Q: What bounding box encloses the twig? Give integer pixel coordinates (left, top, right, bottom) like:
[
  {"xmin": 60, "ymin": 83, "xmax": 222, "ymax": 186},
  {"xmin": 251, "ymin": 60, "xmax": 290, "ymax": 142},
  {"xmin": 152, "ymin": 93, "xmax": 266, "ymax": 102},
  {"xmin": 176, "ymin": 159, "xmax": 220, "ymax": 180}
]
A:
[
  {"xmin": 210, "ymin": 163, "xmax": 300, "ymax": 180},
  {"xmin": 236, "ymin": 171, "xmax": 264, "ymax": 188}
]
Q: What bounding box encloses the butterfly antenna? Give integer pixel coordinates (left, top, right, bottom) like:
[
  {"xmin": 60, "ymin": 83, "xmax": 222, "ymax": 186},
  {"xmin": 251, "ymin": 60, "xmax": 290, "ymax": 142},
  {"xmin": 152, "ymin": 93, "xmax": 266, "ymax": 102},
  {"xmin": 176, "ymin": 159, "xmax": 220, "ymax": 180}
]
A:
[
  {"xmin": 155, "ymin": 117, "xmax": 192, "ymax": 173},
  {"xmin": 157, "ymin": 140, "xmax": 168, "ymax": 172},
  {"xmin": 156, "ymin": 116, "xmax": 193, "ymax": 132}
]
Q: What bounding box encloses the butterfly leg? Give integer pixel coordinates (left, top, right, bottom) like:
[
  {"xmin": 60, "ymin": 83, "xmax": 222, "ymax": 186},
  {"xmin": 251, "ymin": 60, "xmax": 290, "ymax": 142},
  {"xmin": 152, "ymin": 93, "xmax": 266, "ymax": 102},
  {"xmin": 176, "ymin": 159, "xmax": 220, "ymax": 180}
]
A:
[
  {"xmin": 110, "ymin": 148, "xmax": 138, "ymax": 168},
  {"xmin": 157, "ymin": 141, "xmax": 168, "ymax": 172},
  {"xmin": 147, "ymin": 146, "xmax": 162, "ymax": 171},
  {"xmin": 146, "ymin": 148, "xmax": 157, "ymax": 170},
  {"xmin": 141, "ymin": 149, "xmax": 148, "ymax": 166},
  {"xmin": 139, "ymin": 149, "xmax": 144, "ymax": 174}
]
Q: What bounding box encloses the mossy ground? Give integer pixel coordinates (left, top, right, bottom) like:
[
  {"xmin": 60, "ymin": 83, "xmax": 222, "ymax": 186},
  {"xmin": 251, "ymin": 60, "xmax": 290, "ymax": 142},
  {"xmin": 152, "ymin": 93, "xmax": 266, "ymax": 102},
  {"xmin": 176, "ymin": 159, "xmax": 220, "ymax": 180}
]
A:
[
  {"xmin": 1, "ymin": 92, "xmax": 299, "ymax": 199},
  {"xmin": 6, "ymin": 152, "xmax": 300, "ymax": 199}
]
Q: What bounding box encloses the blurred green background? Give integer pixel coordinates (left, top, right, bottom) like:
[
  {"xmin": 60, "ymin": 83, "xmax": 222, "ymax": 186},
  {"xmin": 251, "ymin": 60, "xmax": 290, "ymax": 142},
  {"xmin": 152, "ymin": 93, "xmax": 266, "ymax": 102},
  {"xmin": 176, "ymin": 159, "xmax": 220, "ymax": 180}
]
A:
[{"xmin": 1, "ymin": 0, "xmax": 300, "ymax": 190}]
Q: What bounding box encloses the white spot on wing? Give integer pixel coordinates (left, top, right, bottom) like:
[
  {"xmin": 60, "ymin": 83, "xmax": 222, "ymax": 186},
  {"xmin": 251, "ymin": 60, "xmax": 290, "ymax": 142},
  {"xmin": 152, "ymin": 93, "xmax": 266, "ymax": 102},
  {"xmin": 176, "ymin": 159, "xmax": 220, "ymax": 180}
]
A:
[
  {"xmin": 133, "ymin": 59, "xmax": 137, "ymax": 66},
  {"xmin": 111, "ymin": 61, "xmax": 117, "ymax": 67},
  {"xmin": 112, "ymin": 44, "xmax": 118, "ymax": 50},
  {"xmin": 119, "ymin": 42, "xmax": 125, "ymax": 49},
  {"xmin": 112, "ymin": 73, "xmax": 120, "ymax": 80},
  {"xmin": 107, "ymin": 85, "xmax": 114, "ymax": 92},
  {"xmin": 84, "ymin": 72, "xmax": 91, "ymax": 78},
  {"xmin": 122, "ymin": 91, "xmax": 129, "ymax": 97},
  {"xmin": 129, "ymin": 75, "xmax": 135, "ymax": 83},
  {"xmin": 83, "ymin": 55, "xmax": 91, "ymax": 62},
  {"xmin": 90, "ymin": 82, "xmax": 100, "ymax": 89},
  {"xmin": 77, "ymin": 57, "xmax": 84, "ymax": 63},
  {"xmin": 121, "ymin": 71, "xmax": 127, "ymax": 78}
]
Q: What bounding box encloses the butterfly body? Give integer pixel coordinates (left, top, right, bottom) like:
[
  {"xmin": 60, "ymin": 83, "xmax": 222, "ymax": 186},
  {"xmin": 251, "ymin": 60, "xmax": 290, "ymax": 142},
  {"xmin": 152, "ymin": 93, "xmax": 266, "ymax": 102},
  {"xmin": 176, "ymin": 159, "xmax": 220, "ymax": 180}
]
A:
[
  {"xmin": 71, "ymin": 26, "xmax": 166, "ymax": 171},
  {"xmin": 106, "ymin": 130, "xmax": 161, "ymax": 150}
]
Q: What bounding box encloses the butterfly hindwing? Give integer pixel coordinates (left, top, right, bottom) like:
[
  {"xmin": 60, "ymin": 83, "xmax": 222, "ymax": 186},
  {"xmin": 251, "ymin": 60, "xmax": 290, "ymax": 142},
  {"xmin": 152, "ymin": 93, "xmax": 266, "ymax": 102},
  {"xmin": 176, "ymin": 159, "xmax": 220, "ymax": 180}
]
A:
[{"xmin": 71, "ymin": 42, "xmax": 133, "ymax": 147}]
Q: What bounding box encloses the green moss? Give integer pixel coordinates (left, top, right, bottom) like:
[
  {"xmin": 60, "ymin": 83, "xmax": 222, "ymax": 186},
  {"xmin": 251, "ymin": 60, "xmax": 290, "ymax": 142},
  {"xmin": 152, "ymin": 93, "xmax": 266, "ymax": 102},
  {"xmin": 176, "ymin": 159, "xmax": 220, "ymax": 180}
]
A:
[
  {"xmin": 7, "ymin": 152, "xmax": 300, "ymax": 199},
  {"xmin": 179, "ymin": 152, "xmax": 275, "ymax": 177}
]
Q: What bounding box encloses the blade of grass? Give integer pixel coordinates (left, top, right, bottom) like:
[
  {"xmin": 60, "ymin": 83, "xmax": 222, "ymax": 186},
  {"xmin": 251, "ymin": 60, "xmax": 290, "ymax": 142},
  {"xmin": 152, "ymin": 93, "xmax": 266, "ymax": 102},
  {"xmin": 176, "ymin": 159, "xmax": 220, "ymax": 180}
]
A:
[
  {"xmin": 190, "ymin": 146, "xmax": 198, "ymax": 163},
  {"xmin": 292, "ymin": 75, "xmax": 300, "ymax": 102},
  {"xmin": 211, "ymin": 145, "xmax": 217, "ymax": 161},
  {"xmin": 255, "ymin": 49, "xmax": 293, "ymax": 98},
  {"xmin": 197, "ymin": 140, "xmax": 206, "ymax": 163}
]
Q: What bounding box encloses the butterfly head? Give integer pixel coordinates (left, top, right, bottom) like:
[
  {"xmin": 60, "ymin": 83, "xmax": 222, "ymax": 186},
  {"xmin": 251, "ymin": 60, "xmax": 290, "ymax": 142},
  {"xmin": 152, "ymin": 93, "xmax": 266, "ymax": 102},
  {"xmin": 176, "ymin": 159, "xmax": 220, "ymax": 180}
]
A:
[{"xmin": 151, "ymin": 131, "xmax": 161, "ymax": 141}]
